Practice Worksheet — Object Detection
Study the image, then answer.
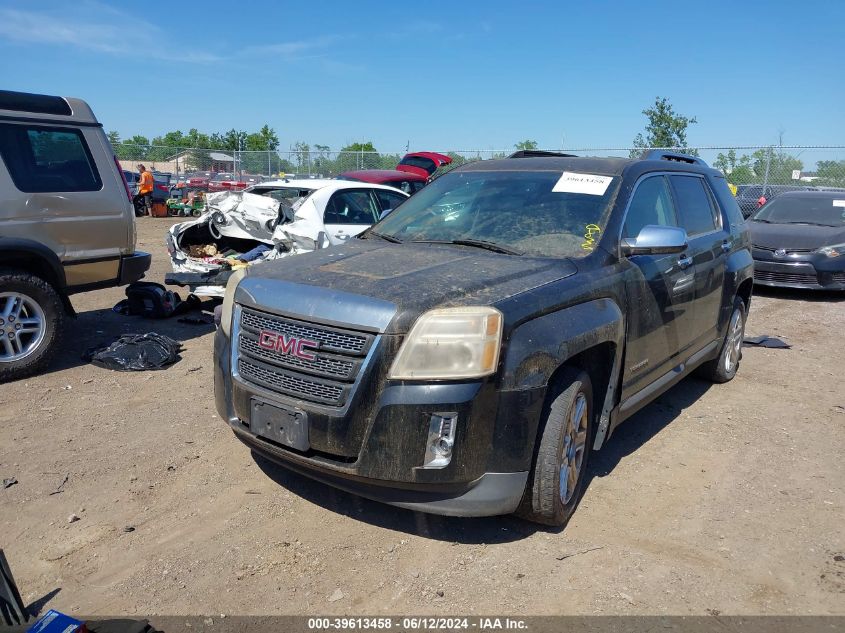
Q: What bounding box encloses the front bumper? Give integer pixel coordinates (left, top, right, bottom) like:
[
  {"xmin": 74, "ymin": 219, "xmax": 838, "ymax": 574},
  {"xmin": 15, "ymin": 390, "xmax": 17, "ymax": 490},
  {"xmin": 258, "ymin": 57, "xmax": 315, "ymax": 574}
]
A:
[
  {"xmin": 751, "ymin": 253, "xmax": 845, "ymax": 290},
  {"xmin": 118, "ymin": 251, "xmax": 151, "ymax": 285},
  {"xmin": 213, "ymin": 321, "xmax": 534, "ymax": 517},
  {"xmin": 236, "ymin": 426, "xmax": 528, "ymax": 516}
]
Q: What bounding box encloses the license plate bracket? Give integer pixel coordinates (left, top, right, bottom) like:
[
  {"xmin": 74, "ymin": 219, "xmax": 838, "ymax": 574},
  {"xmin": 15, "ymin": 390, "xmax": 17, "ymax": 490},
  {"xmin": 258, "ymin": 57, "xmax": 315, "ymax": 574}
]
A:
[{"xmin": 250, "ymin": 400, "xmax": 309, "ymax": 452}]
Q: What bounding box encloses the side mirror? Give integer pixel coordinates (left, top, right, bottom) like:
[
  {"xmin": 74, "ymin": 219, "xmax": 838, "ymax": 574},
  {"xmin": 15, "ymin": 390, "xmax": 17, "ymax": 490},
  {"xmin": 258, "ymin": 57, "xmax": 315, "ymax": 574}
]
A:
[{"xmin": 621, "ymin": 225, "xmax": 688, "ymax": 256}]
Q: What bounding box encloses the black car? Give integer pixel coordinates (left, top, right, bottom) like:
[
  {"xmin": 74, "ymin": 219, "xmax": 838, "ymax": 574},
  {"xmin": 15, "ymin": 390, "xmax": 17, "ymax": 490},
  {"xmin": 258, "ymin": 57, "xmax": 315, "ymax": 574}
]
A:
[
  {"xmin": 213, "ymin": 150, "xmax": 753, "ymax": 527},
  {"xmin": 749, "ymin": 191, "xmax": 845, "ymax": 290}
]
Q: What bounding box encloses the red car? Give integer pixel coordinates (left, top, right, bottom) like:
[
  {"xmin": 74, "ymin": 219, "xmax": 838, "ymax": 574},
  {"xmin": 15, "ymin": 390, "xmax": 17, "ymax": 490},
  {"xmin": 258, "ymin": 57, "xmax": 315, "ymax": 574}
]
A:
[{"xmin": 339, "ymin": 151, "xmax": 452, "ymax": 194}]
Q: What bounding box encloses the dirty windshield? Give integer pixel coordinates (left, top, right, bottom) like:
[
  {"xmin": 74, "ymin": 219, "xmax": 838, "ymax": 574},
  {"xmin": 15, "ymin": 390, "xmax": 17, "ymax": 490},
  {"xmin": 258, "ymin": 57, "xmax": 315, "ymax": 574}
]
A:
[{"xmin": 372, "ymin": 170, "xmax": 619, "ymax": 257}]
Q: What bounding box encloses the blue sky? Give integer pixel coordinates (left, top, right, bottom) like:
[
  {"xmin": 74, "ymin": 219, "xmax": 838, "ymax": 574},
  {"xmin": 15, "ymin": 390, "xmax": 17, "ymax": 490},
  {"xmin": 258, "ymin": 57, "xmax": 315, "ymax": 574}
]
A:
[{"xmin": 1, "ymin": 0, "xmax": 844, "ymax": 157}]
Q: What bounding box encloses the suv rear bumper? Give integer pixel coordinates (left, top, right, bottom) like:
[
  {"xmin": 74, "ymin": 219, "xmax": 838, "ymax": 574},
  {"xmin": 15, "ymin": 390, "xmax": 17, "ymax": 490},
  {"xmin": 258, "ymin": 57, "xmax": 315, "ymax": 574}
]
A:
[{"xmin": 119, "ymin": 251, "xmax": 151, "ymax": 285}]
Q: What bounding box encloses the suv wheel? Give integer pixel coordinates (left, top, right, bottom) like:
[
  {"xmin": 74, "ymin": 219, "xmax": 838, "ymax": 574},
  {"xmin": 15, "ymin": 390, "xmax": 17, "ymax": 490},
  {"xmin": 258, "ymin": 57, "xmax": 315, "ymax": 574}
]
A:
[
  {"xmin": 697, "ymin": 296, "xmax": 746, "ymax": 384},
  {"xmin": 0, "ymin": 268, "xmax": 64, "ymax": 382},
  {"xmin": 517, "ymin": 369, "xmax": 593, "ymax": 527}
]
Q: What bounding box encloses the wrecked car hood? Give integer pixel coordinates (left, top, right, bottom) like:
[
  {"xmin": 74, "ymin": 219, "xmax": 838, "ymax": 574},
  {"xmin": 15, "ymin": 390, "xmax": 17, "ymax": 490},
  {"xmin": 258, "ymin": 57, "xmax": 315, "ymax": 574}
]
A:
[
  {"xmin": 235, "ymin": 239, "xmax": 577, "ymax": 333},
  {"xmin": 167, "ymin": 190, "xmax": 331, "ymax": 294}
]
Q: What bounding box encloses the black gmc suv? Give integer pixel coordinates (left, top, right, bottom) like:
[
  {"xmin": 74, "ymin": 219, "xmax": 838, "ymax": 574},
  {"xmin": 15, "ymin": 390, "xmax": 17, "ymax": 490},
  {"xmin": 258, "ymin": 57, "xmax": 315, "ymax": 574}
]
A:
[{"xmin": 214, "ymin": 150, "xmax": 753, "ymax": 526}]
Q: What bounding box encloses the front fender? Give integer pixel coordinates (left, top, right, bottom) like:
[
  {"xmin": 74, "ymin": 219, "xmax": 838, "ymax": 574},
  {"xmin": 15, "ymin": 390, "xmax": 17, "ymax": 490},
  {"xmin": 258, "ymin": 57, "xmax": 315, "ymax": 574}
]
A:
[
  {"xmin": 493, "ymin": 299, "xmax": 625, "ymax": 467},
  {"xmin": 500, "ymin": 298, "xmax": 624, "ymax": 391}
]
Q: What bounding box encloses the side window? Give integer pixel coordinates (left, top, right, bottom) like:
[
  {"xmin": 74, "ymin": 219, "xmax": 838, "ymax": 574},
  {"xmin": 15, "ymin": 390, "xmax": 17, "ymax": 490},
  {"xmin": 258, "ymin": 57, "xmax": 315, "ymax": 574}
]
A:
[
  {"xmin": 325, "ymin": 190, "xmax": 380, "ymax": 225},
  {"xmin": 709, "ymin": 176, "xmax": 743, "ymax": 227},
  {"xmin": 669, "ymin": 175, "xmax": 718, "ymax": 236},
  {"xmin": 0, "ymin": 123, "xmax": 102, "ymax": 193},
  {"xmin": 375, "ymin": 190, "xmax": 407, "ymax": 213},
  {"xmin": 623, "ymin": 175, "xmax": 678, "ymax": 238}
]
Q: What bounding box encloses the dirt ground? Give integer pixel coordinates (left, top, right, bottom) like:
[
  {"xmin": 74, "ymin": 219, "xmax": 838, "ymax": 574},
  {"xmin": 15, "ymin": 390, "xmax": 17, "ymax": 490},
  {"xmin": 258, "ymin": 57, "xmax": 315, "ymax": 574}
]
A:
[{"xmin": 1, "ymin": 216, "xmax": 843, "ymax": 618}]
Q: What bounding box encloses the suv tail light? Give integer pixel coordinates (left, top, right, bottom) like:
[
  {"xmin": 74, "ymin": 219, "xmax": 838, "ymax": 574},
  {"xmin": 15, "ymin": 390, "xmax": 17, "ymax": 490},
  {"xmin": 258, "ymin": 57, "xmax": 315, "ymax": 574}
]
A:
[
  {"xmin": 156, "ymin": 184, "xmax": 168, "ymax": 192},
  {"xmin": 114, "ymin": 156, "xmax": 131, "ymax": 201}
]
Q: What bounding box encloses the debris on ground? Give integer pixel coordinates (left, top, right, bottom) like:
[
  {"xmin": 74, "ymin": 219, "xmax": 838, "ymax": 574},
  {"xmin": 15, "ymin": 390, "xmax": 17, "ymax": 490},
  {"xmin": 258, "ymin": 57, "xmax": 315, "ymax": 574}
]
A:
[
  {"xmin": 123, "ymin": 526, "xmax": 136, "ymax": 533},
  {"xmin": 83, "ymin": 333, "xmax": 183, "ymax": 372},
  {"xmin": 67, "ymin": 514, "xmax": 80, "ymax": 524},
  {"xmin": 555, "ymin": 546, "xmax": 605, "ymax": 561},
  {"xmin": 743, "ymin": 335, "xmax": 791, "ymax": 349},
  {"xmin": 2, "ymin": 477, "xmax": 17, "ymax": 489},
  {"xmin": 327, "ymin": 588, "xmax": 344, "ymax": 602},
  {"xmin": 49, "ymin": 473, "xmax": 69, "ymax": 495}
]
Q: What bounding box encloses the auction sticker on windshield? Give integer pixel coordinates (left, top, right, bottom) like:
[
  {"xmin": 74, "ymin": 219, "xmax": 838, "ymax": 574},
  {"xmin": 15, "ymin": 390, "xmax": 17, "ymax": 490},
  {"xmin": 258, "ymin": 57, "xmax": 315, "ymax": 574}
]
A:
[
  {"xmin": 832, "ymin": 200, "xmax": 845, "ymax": 208},
  {"xmin": 552, "ymin": 171, "xmax": 613, "ymax": 195}
]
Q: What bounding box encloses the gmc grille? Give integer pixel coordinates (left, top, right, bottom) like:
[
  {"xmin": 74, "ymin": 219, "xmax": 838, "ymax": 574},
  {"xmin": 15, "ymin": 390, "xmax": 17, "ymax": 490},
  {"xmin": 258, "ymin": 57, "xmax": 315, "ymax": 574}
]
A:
[{"xmin": 236, "ymin": 306, "xmax": 374, "ymax": 407}]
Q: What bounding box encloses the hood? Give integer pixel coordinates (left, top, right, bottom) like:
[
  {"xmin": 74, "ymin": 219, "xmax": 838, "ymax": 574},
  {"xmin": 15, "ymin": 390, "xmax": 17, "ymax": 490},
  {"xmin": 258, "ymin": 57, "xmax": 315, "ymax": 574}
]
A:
[
  {"xmin": 749, "ymin": 221, "xmax": 845, "ymax": 251},
  {"xmin": 237, "ymin": 239, "xmax": 577, "ymax": 333},
  {"xmin": 395, "ymin": 152, "xmax": 453, "ymax": 179}
]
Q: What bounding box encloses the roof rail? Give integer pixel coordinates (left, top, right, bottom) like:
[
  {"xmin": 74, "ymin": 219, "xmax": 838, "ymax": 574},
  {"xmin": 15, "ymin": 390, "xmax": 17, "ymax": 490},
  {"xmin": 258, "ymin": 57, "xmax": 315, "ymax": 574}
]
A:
[
  {"xmin": 640, "ymin": 150, "xmax": 708, "ymax": 166},
  {"xmin": 508, "ymin": 150, "xmax": 579, "ymax": 159},
  {"xmin": 0, "ymin": 90, "xmax": 72, "ymax": 116}
]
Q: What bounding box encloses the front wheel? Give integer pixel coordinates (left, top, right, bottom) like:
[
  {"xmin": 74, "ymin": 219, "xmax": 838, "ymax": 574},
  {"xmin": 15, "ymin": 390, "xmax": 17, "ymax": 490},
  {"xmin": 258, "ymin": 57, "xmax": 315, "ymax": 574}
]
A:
[
  {"xmin": 0, "ymin": 269, "xmax": 64, "ymax": 382},
  {"xmin": 516, "ymin": 369, "xmax": 593, "ymax": 527},
  {"xmin": 697, "ymin": 296, "xmax": 746, "ymax": 383}
]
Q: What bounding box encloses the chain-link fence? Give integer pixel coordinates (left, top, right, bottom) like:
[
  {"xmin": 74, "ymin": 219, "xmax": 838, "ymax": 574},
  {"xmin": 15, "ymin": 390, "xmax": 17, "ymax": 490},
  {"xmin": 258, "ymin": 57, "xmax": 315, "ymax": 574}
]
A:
[{"xmin": 113, "ymin": 144, "xmax": 845, "ymax": 190}]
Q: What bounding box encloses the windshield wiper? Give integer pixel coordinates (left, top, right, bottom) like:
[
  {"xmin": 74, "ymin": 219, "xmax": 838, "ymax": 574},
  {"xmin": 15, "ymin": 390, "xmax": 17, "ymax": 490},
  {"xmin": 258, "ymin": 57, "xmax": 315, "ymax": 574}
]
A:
[
  {"xmin": 412, "ymin": 238, "xmax": 522, "ymax": 255},
  {"xmin": 365, "ymin": 231, "xmax": 402, "ymax": 243}
]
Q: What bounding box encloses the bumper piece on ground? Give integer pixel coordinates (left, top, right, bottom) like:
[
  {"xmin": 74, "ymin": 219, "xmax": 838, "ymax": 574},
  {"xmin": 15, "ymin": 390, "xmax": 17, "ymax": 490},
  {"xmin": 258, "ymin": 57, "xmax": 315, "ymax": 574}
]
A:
[{"xmin": 118, "ymin": 251, "xmax": 151, "ymax": 285}]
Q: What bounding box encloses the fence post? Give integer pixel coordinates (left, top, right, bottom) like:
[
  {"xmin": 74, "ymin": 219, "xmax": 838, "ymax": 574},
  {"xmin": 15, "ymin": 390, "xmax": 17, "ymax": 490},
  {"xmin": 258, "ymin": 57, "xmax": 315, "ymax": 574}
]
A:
[{"xmin": 762, "ymin": 147, "xmax": 772, "ymax": 191}]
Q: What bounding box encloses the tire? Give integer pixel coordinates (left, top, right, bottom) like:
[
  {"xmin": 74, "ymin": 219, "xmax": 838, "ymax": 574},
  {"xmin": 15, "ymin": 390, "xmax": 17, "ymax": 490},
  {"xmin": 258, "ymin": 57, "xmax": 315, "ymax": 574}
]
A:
[
  {"xmin": 696, "ymin": 296, "xmax": 746, "ymax": 384},
  {"xmin": 516, "ymin": 369, "xmax": 594, "ymax": 527},
  {"xmin": 0, "ymin": 268, "xmax": 64, "ymax": 383}
]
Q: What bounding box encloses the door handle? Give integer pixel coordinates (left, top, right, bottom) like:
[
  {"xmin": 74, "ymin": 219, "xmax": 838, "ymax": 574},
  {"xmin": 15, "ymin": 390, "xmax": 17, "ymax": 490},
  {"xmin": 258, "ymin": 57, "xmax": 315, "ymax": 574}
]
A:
[
  {"xmin": 721, "ymin": 240, "xmax": 731, "ymax": 253},
  {"xmin": 677, "ymin": 255, "xmax": 693, "ymax": 269}
]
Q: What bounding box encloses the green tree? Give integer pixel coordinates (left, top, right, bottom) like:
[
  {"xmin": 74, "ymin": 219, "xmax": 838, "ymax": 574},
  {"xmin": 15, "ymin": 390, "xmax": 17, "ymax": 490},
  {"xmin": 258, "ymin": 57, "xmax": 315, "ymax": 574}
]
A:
[
  {"xmin": 341, "ymin": 142, "xmax": 379, "ymax": 169},
  {"xmin": 514, "ymin": 140, "xmax": 538, "ymax": 151},
  {"xmin": 751, "ymin": 149, "xmax": 803, "ymax": 183},
  {"xmin": 814, "ymin": 160, "xmax": 845, "ymax": 186},
  {"xmin": 341, "ymin": 141, "xmax": 377, "ymax": 153},
  {"xmin": 106, "ymin": 130, "xmax": 121, "ymax": 145},
  {"xmin": 630, "ymin": 97, "xmax": 698, "ymax": 157}
]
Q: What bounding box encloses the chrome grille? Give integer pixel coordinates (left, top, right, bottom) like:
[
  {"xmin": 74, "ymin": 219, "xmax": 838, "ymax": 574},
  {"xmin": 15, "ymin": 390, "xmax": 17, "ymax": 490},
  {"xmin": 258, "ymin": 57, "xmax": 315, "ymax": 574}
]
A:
[
  {"xmin": 754, "ymin": 269, "xmax": 818, "ymax": 286},
  {"xmin": 238, "ymin": 358, "xmax": 346, "ymax": 406},
  {"xmin": 241, "ymin": 307, "xmax": 370, "ymax": 354},
  {"xmin": 236, "ymin": 306, "xmax": 373, "ymax": 407},
  {"xmin": 239, "ymin": 335, "xmax": 356, "ymax": 381},
  {"xmin": 831, "ymin": 272, "xmax": 845, "ymax": 283},
  {"xmin": 752, "ymin": 244, "xmax": 814, "ymax": 254}
]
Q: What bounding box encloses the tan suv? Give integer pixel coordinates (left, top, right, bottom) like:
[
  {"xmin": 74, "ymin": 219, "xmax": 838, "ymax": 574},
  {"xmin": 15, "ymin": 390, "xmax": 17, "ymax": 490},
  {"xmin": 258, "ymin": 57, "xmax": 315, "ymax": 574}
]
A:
[{"xmin": 0, "ymin": 90, "xmax": 151, "ymax": 381}]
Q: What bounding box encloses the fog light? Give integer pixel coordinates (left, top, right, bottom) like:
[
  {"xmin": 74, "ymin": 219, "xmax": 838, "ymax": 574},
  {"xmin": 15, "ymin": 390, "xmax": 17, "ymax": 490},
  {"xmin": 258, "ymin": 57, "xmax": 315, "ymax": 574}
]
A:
[{"xmin": 422, "ymin": 412, "xmax": 457, "ymax": 469}]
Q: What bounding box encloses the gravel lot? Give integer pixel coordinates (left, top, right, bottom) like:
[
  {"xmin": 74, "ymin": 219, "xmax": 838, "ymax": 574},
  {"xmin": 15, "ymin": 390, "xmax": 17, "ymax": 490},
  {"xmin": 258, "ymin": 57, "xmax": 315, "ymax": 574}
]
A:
[{"xmin": 1, "ymin": 217, "xmax": 843, "ymax": 617}]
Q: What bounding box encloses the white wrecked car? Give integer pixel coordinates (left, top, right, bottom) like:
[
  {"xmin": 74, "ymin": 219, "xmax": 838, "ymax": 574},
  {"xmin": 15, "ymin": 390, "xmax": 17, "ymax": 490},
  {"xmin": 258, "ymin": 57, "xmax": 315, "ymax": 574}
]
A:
[{"xmin": 165, "ymin": 179, "xmax": 409, "ymax": 296}]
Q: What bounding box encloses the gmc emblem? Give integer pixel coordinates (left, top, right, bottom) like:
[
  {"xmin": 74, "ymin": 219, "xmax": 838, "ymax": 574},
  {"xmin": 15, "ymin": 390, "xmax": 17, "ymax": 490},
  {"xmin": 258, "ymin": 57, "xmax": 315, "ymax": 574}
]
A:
[{"xmin": 257, "ymin": 330, "xmax": 319, "ymax": 361}]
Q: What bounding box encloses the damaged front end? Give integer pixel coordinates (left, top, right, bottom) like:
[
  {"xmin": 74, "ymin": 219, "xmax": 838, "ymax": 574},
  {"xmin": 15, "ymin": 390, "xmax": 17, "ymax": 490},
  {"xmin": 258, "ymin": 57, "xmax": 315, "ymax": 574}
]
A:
[{"xmin": 166, "ymin": 189, "xmax": 330, "ymax": 297}]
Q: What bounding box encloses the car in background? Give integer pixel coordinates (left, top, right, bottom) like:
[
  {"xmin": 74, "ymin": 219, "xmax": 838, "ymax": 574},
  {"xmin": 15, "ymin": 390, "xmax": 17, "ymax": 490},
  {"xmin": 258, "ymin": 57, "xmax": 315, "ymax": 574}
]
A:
[
  {"xmin": 749, "ymin": 190, "xmax": 845, "ymax": 290},
  {"xmin": 165, "ymin": 179, "xmax": 409, "ymax": 296},
  {"xmin": 0, "ymin": 89, "xmax": 150, "ymax": 381},
  {"xmin": 735, "ymin": 184, "xmax": 814, "ymax": 218},
  {"xmin": 339, "ymin": 151, "xmax": 453, "ymax": 194},
  {"xmin": 122, "ymin": 170, "xmax": 172, "ymax": 203}
]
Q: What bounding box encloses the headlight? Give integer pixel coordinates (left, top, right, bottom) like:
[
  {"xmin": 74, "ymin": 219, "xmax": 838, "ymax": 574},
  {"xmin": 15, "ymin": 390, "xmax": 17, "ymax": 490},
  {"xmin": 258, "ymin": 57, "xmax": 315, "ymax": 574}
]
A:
[
  {"xmin": 220, "ymin": 268, "xmax": 248, "ymax": 335},
  {"xmin": 388, "ymin": 307, "xmax": 503, "ymax": 380},
  {"xmin": 818, "ymin": 242, "xmax": 845, "ymax": 258}
]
